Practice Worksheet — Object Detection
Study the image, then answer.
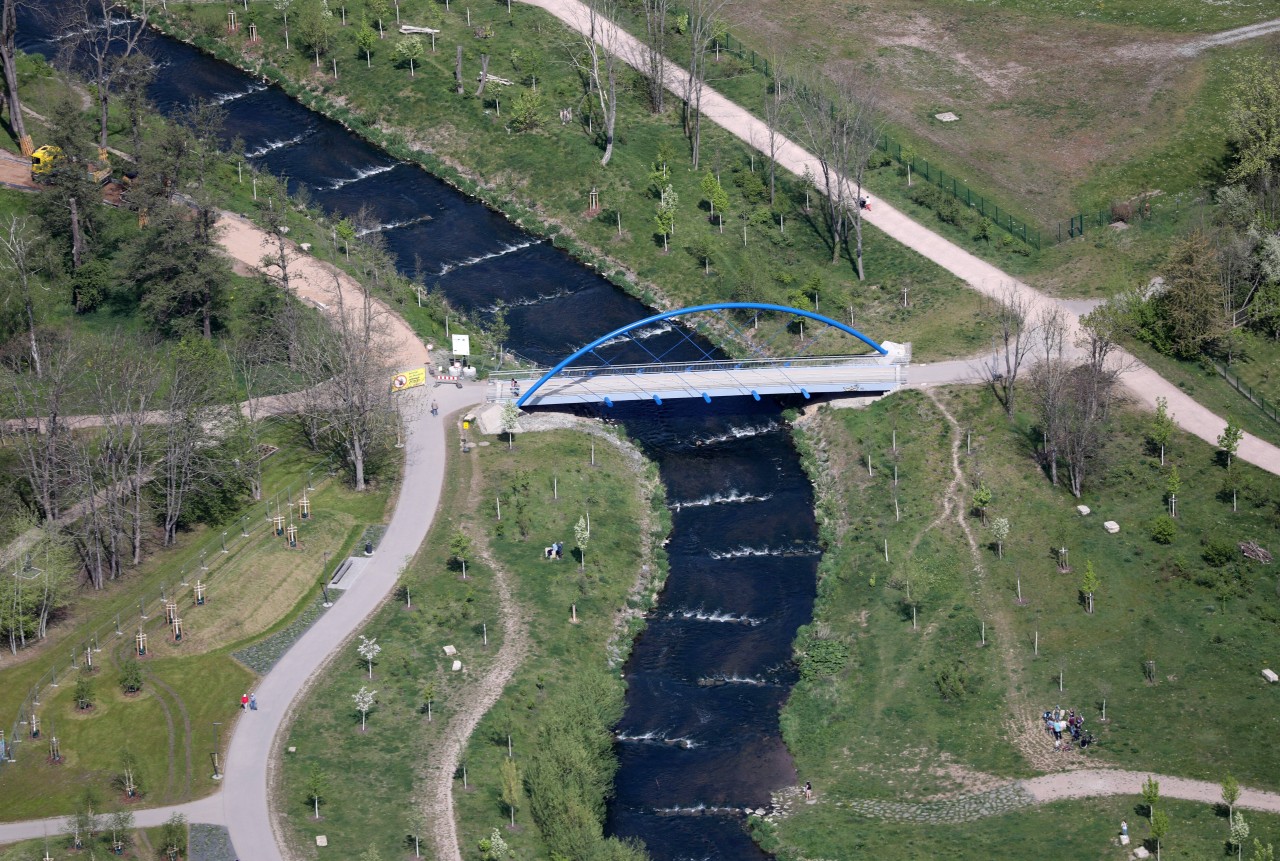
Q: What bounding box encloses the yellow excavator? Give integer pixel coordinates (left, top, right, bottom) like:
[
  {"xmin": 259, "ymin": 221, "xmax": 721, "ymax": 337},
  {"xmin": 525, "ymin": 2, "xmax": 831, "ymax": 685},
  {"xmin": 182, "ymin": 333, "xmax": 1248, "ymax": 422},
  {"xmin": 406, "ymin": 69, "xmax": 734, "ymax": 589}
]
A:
[{"xmin": 30, "ymin": 145, "xmax": 112, "ymax": 184}]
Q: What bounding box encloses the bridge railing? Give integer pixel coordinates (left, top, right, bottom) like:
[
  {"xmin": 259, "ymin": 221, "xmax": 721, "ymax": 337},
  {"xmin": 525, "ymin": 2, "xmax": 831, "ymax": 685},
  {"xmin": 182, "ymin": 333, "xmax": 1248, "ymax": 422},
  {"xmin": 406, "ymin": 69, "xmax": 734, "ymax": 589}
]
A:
[{"xmin": 487, "ymin": 352, "xmax": 907, "ymax": 382}]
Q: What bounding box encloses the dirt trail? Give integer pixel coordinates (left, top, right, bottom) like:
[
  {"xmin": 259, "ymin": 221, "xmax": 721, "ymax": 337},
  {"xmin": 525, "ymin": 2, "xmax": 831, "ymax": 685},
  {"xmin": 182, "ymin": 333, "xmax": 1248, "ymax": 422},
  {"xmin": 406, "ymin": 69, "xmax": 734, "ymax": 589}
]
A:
[{"xmin": 421, "ymin": 461, "xmax": 530, "ymax": 861}]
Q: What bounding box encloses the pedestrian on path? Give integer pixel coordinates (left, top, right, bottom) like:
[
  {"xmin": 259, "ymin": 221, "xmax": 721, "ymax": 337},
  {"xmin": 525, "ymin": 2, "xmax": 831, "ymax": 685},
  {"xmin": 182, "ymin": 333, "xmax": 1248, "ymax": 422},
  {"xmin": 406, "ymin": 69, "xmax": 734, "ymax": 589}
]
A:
[
  {"xmin": 241, "ymin": 693, "xmax": 249, "ymax": 710},
  {"xmin": 249, "ymin": 692, "xmax": 258, "ymax": 711},
  {"xmin": 431, "ymin": 400, "xmax": 439, "ymax": 416}
]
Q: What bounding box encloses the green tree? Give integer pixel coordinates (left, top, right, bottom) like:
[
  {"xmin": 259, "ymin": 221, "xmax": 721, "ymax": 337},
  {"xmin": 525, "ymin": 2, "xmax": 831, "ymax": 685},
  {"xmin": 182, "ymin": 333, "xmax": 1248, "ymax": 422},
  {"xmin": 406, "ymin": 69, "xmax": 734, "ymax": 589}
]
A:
[
  {"xmin": 359, "ymin": 847, "xmax": 383, "ymax": 861},
  {"xmin": 1079, "ymin": 560, "xmax": 1100, "ymax": 614},
  {"xmin": 690, "ymin": 235, "xmax": 714, "ymax": 275},
  {"xmin": 1150, "ymin": 514, "xmax": 1176, "ymax": 545},
  {"xmin": 297, "ymin": 0, "xmax": 337, "ymax": 66},
  {"xmin": 971, "ymin": 483, "xmax": 991, "ymax": 525},
  {"xmin": 1223, "ymin": 773, "xmax": 1241, "ymax": 818},
  {"xmin": 574, "ymin": 514, "xmax": 590, "ymax": 572},
  {"xmin": 510, "ymin": 88, "xmax": 544, "ymax": 131},
  {"xmin": 420, "ymin": 680, "xmax": 436, "ymax": 720},
  {"xmin": 1218, "ymin": 417, "xmax": 1243, "ymax": 467},
  {"xmin": 1150, "ymin": 806, "xmax": 1169, "ymax": 861},
  {"xmin": 395, "ymin": 36, "xmax": 425, "ymax": 77},
  {"xmin": 73, "ymin": 672, "xmax": 94, "ymax": 710},
  {"xmin": 1225, "ymin": 57, "xmax": 1280, "ymax": 191},
  {"xmin": 501, "ymin": 757, "xmax": 522, "ymax": 827},
  {"xmin": 122, "ymin": 200, "xmax": 231, "ymax": 340},
  {"xmin": 448, "ymin": 529, "xmax": 471, "ymax": 573},
  {"xmin": 407, "ymin": 809, "xmax": 428, "ymax": 858},
  {"xmin": 1165, "ymin": 465, "xmax": 1181, "ymax": 516},
  {"xmin": 1251, "ymin": 839, "xmax": 1276, "ymax": 861},
  {"xmin": 1154, "ymin": 230, "xmax": 1225, "ymax": 359},
  {"xmin": 356, "ymin": 18, "xmax": 377, "ymax": 67},
  {"xmin": 1150, "ymin": 396, "xmax": 1174, "ymax": 465},
  {"xmin": 160, "ymin": 813, "xmax": 186, "ymax": 861},
  {"xmin": 1142, "ymin": 776, "xmax": 1161, "ymax": 821},
  {"xmin": 699, "ymin": 170, "xmax": 728, "ymax": 232},
  {"xmin": 335, "ymin": 217, "xmax": 356, "ymax": 259},
  {"xmin": 118, "ymin": 660, "xmax": 143, "ymax": 693},
  {"xmin": 305, "ymin": 765, "xmax": 328, "ymax": 818},
  {"xmin": 1232, "ymin": 812, "xmax": 1251, "ymax": 861},
  {"xmin": 654, "ymin": 184, "xmax": 677, "ymax": 252},
  {"xmin": 478, "ymin": 828, "xmax": 513, "ymax": 860},
  {"xmin": 367, "ymin": 0, "xmax": 389, "ymax": 36}
]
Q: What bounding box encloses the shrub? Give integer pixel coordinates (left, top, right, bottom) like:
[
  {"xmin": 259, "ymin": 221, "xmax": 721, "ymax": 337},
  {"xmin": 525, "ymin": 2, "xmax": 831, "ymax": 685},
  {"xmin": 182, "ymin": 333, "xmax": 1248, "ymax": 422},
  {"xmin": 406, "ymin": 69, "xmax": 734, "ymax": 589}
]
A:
[
  {"xmin": 73, "ymin": 673, "xmax": 94, "ymax": 710},
  {"xmin": 935, "ymin": 660, "xmax": 972, "ymax": 702},
  {"xmin": 1150, "ymin": 514, "xmax": 1177, "ymax": 545},
  {"xmin": 795, "ymin": 632, "xmax": 850, "ymax": 682},
  {"xmin": 1201, "ymin": 537, "xmax": 1236, "ymax": 568}
]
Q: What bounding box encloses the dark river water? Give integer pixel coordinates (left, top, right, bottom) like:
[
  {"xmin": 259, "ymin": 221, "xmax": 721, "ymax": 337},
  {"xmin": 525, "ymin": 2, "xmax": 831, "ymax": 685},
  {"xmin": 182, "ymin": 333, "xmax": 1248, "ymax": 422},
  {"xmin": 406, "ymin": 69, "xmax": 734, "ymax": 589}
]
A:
[{"xmin": 20, "ymin": 13, "xmax": 818, "ymax": 859}]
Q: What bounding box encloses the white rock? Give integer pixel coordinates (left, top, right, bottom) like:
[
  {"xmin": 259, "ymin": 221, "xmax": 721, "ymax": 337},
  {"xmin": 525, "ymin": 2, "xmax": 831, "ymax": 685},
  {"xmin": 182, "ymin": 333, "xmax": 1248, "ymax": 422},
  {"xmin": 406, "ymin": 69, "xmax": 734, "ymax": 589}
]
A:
[
  {"xmin": 1132, "ymin": 847, "xmax": 1150, "ymax": 860},
  {"xmin": 1120, "ymin": 835, "xmax": 1130, "ymax": 846},
  {"xmin": 443, "ymin": 645, "xmax": 457, "ymax": 656},
  {"xmin": 934, "ymin": 111, "xmax": 960, "ymax": 122},
  {"xmin": 1076, "ymin": 505, "xmax": 1091, "ymax": 516},
  {"xmin": 300, "ymin": 242, "xmax": 311, "ymax": 252},
  {"xmin": 1103, "ymin": 520, "xmax": 1120, "ymax": 534},
  {"xmin": 1263, "ymin": 668, "xmax": 1279, "ymax": 683},
  {"xmin": 316, "ymin": 835, "xmax": 328, "ymax": 847},
  {"xmin": 287, "ymin": 746, "xmax": 296, "ymax": 753},
  {"xmin": 451, "ymin": 659, "xmax": 462, "ymax": 672}
]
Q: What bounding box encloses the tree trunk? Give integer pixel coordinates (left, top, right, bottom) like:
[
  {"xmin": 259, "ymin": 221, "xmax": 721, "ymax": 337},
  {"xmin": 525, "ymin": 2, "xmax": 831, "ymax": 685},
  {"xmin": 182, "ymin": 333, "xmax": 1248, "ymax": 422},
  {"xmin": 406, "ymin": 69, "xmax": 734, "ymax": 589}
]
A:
[
  {"xmin": 69, "ymin": 197, "xmax": 85, "ymax": 270},
  {"xmin": 475, "ymin": 54, "xmax": 488, "ymax": 96},
  {"xmin": 0, "ymin": 0, "xmax": 27, "ymax": 147},
  {"xmin": 455, "ymin": 45, "xmax": 464, "ymax": 95}
]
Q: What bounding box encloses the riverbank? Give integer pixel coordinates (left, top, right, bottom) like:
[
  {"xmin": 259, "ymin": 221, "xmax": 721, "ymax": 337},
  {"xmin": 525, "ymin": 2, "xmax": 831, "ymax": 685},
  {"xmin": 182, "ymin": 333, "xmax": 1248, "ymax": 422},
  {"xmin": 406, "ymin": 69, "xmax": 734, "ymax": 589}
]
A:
[
  {"xmin": 277, "ymin": 418, "xmax": 668, "ymax": 860},
  {"xmin": 128, "ymin": 0, "xmax": 996, "ymax": 364}
]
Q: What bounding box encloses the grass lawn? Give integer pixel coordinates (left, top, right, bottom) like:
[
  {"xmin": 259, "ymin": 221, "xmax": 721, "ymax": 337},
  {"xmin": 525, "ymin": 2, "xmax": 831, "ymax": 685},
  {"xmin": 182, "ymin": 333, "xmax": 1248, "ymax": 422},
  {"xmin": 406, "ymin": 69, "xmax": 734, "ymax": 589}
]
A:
[
  {"xmin": 148, "ymin": 0, "xmax": 998, "ymax": 363},
  {"xmin": 758, "ymin": 795, "xmax": 1280, "ymax": 861},
  {"xmin": 0, "ymin": 423, "xmax": 395, "ymax": 821},
  {"xmin": 781, "ymin": 384, "xmax": 1280, "ymax": 838},
  {"xmin": 278, "ymin": 422, "xmax": 664, "ymax": 860}
]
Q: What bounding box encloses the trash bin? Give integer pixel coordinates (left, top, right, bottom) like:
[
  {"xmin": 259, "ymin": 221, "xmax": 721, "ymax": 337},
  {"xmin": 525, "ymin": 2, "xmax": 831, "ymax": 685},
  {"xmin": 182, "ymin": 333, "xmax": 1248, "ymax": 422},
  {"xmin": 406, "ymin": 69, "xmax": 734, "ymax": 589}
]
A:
[{"xmin": 365, "ymin": 541, "xmax": 374, "ymax": 556}]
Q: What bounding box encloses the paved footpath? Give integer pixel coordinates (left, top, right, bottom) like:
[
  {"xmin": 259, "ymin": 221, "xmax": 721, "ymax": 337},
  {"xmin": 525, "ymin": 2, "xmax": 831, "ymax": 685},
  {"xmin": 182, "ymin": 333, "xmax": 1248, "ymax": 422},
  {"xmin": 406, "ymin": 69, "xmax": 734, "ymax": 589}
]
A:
[{"xmin": 520, "ymin": 0, "xmax": 1280, "ymax": 479}]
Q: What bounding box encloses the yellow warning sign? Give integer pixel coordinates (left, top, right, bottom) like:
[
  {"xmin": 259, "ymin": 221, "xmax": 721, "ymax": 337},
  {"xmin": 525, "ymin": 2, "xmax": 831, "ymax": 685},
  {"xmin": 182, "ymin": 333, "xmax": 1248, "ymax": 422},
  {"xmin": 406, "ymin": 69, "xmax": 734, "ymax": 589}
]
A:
[{"xmin": 390, "ymin": 368, "xmax": 427, "ymax": 392}]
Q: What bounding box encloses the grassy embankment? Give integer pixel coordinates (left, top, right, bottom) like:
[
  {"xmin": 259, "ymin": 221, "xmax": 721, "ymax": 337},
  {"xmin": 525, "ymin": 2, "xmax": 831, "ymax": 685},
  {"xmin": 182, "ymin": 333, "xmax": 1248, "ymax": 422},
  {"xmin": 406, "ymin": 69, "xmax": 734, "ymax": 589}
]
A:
[
  {"xmin": 143, "ymin": 0, "xmax": 1000, "ymax": 363},
  {"xmin": 0, "ymin": 420, "xmax": 395, "ymax": 822},
  {"xmin": 279, "ymin": 421, "xmax": 666, "ymax": 860},
  {"xmin": 771, "ymin": 384, "xmax": 1280, "ymax": 856}
]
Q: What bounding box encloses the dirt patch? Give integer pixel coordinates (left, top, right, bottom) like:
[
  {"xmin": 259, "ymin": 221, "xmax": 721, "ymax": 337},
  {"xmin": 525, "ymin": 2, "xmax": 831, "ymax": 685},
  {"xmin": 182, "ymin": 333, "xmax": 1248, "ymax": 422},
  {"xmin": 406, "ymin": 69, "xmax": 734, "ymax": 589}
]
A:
[{"xmin": 722, "ymin": 0, "xmax": 1277, "ymax": 219}]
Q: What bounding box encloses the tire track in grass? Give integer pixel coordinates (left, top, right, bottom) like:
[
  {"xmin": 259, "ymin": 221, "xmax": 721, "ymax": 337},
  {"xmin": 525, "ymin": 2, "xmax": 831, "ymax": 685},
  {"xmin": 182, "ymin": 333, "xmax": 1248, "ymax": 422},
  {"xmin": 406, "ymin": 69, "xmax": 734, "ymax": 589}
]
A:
[{"xmin": 146, "ymin": 674, "xmax": 195, "ymax": 799}]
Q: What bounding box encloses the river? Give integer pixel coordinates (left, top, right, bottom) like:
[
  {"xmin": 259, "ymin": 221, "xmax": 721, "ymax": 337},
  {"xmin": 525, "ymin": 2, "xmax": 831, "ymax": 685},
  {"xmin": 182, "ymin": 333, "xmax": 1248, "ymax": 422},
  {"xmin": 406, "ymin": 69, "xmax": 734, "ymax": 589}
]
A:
[{"xmin": 18, "ymin": 12, "xmax": 817, "ymax": 859}]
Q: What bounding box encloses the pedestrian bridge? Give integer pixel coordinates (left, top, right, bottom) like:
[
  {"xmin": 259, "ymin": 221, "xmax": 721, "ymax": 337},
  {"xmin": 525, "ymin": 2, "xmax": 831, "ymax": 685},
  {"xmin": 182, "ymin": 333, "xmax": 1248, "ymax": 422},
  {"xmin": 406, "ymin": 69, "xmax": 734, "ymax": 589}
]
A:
[{"xmin": 485, "ymin": 303, "xmax": 910, "ymax": 407}]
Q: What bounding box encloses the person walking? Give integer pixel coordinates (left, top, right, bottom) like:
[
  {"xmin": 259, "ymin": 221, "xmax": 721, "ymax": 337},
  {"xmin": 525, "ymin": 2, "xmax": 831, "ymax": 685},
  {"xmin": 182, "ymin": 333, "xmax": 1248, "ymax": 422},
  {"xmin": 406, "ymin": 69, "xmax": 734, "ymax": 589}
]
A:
[
  {"xmin": 249, "ymin": 692, "xmax": 258, "ymax": 711},
  {"xmin": 430, "ymin": 400, "xmax": 439, "ymax": 416},
  {"xmin": 241, "ymin": 693, "xmax": 249, "ymax": 711}
]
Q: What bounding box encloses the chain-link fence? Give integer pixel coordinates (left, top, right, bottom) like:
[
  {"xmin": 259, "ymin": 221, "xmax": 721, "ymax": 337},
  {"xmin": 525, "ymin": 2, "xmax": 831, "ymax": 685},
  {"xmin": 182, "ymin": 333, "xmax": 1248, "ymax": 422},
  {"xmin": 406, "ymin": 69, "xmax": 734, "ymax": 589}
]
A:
[{"xmin": 1209, "ymin": 359, "xmax": 1280, "ymax": 428}]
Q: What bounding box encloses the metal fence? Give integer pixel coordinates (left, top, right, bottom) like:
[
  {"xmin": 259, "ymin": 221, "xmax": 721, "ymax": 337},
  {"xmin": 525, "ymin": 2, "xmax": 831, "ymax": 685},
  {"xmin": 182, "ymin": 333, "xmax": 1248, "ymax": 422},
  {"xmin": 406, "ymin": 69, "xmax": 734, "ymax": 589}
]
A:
[
  {"xmin": 2, "ymin": 460, "xmax": 336, "ymax": 767},
  {"xmin": 1208, "ymin": 359, "xmax": 1280, "ymax": 427}
]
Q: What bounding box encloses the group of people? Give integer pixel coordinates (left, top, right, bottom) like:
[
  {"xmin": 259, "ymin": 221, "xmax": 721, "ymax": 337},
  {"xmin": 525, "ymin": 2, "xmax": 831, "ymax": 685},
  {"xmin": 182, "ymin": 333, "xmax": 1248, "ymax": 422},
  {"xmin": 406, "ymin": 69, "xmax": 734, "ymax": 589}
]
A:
[
  {"xmin": 241, "ymin": 692, "xmax": 258, "ymax": 711},
  {"xmin": 1041, "ymin": 706, "xmax": 1093, "ymax": 749},
  {"xmin": 544, "ymin": 542, "xmax": 564, "ymax": 560}
]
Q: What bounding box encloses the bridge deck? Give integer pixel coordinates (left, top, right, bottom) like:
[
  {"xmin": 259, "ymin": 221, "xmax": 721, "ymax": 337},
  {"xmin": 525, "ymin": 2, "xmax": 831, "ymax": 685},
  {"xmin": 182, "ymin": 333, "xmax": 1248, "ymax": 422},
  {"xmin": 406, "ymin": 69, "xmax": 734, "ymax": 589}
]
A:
[{"xmin": 490, "ymin": 358, "xmax": 908, "ymax": 406}]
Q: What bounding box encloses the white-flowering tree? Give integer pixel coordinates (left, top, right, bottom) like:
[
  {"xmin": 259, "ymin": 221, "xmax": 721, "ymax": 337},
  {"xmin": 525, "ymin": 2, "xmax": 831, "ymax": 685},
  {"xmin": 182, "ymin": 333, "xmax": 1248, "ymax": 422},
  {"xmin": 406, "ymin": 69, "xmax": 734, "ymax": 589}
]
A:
[
  {"xmin": 353, "ymin": 686, "xmax": 377, "ymax": 731},
  {"xmin": 357, "ymin": 634, "xmax": 381, "ymax": 679},
  {"xmin": 574, "ymin": 515, "xmax": 590, "ymax": 572},
  {"xmin": 989, "ymin": 517, "xmax": 1009, "ymax": 558}
]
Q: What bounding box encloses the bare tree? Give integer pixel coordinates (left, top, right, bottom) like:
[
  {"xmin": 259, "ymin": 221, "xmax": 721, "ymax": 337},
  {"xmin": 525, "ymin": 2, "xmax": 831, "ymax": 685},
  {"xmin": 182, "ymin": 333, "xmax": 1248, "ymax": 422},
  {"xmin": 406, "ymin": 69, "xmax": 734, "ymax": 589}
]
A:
[
  {"xmin": 1, "ymin": 0, "xmax": 29, "ymax": 151},
  {"xmin": 289, "ymin": 275, "xmax": 400, "ymax": 491},
  {"xmin": 569, "ymin": 0, "xmax": 621, "ymax": 166},
  {"xmin": 792, "ymin": 71, "xmax": 882, "ymax": 277},
  {"xmin": 0, "ymin": 215, "xmax": 46, "ymax": 379},
  {"xmin": 155, "ymin": 339, "xmax": 236, "ymax": 546},
  {"xmin": 683, "ymin": 0, "xmax": 729, "ymax": 170},
  {"xmin": 1030, "ymin": 305, "xmax": 1068, "ymax": 486},
  {"xmin": 1058, "ymin": 303, "xmax": 1128, "ymax": 498},
  {"xmin": 1, "ymin": 337, "xmax": 79, "ymax": 523},
  {"xmin": 762, "ymin": 57, "xmax": 786, "ymax": 206},
  {"xmin": 641, "ymin": 0, "xmax": 669, "ymax": 113},
  {"xmin": 56, "ymin": 0, "xmax": 154, "ymax": 149},
  {"xmin": 993, "ymin": 285, "xmax": 1039, "ymax": 416}
]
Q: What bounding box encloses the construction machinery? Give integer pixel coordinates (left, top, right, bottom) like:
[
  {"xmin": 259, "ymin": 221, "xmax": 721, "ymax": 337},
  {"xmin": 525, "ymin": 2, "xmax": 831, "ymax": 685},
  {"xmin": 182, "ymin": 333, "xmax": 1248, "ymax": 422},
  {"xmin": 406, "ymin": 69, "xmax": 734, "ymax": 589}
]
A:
[{"xmin": 30, "ymin": 145, "xmax": 112, "ymax": 184}]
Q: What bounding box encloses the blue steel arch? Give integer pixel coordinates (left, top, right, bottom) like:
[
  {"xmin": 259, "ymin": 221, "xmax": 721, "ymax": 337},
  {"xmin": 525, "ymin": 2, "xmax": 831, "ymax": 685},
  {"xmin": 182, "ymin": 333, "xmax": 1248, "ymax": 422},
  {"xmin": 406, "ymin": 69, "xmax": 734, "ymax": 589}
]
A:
[{"xmin": 516, "ymin": 302, "xmax": 886, "ymax": 407}]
